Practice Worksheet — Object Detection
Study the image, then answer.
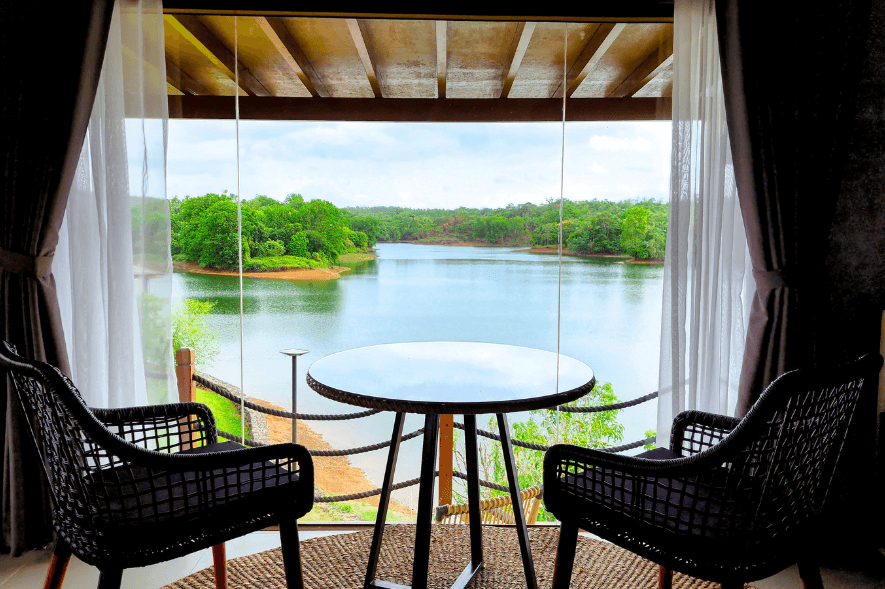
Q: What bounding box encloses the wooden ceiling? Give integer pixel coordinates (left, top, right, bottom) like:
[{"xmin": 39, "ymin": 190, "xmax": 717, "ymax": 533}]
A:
[{"xmin": 164, "ymin": 12, "xmax": 674, "ymax": 122}]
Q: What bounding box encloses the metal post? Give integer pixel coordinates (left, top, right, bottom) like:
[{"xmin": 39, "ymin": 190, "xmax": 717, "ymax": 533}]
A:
[{"xmin": 280, "ymin": 349, "xmax": 308, "ymax": 444}]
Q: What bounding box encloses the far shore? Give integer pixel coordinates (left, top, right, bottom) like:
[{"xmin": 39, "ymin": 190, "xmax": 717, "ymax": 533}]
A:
[
  {"xmin": 381, "ymin": 240, "xmax": 665, "ymax": 264},
  {"xmin": 173, "ymin": 252, "xmax": 376, "ymax": 281}
]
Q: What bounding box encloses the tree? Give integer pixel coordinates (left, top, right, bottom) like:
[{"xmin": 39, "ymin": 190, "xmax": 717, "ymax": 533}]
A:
[
  {"xmin": 621, "ymin": 205, "xmax": 650, "ymax": 258},
  {"xmin": 172, "ymin": 299, "xmax": 218, "ymax": 368},
  {"xmin": 454, "ymin": 382, "xmax": 624, "ymax": 521}
]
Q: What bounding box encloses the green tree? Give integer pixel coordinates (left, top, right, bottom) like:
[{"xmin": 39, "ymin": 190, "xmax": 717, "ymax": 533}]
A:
[
  {"xmin": 455, "ymin": 382, "xmax": 624, "ymax": 521},
  {"xmin": 621, "ymin": 206, "xmax": 650, "ymax": 258},
  {"xmin": 172, "ymin": 299, "xmax": 218, "ymax": 367}
]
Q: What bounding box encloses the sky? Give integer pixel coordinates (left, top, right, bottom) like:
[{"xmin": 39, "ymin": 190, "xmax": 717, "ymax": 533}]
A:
[{"xmin": 166, "ymin": 120, "xmax": 672, "ymax": 210}]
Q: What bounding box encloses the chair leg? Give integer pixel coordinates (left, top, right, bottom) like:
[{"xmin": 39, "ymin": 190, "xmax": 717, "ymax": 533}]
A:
[
  {"xmin": 279, "ymin": 513, "xmax": 305, "ymax": 589},
  {"xmin": 43, "ymin": 541, "xmax": 72, "ymax": 589},
  {"xmin": 658, "ymin": 565, "xmax": 672, "ymax": 589},
  {"xmin": 212, "ymin": 543, "xmax": 228, "ymax": 589},
  {"xmin": 96, "ymin": 569, "xmax": 123, "ymax": 589},
  {"xmin": 551, "ymin": 520, "xmax": 580, "ymax": 589},
  {"xmin": 798, "ymin": 556, "xmax": 824, "ymax": 589}
]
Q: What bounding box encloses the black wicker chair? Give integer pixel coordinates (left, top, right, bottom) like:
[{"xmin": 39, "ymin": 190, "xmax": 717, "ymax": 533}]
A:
[
  {"xmin": 543, "ymin": 353, "xmax": 883, "ymax": 589},
  {"xmin": 0, "ymin": 341, "xmax": 314, "ymax": 589}
]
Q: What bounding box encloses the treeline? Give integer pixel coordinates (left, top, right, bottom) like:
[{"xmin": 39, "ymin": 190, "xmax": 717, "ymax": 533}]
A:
[
  {"xmin": 347, "ymin": 198, "xmax": 668, "ymax": 259},
  {"xmin": 170, "ymin": 192, "xmax": 374, "ymax": 270}
]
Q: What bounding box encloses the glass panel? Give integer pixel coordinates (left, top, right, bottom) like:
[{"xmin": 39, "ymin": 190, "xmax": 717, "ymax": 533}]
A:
[{"xmin": 165, "ymin": 14, "xmax": 673, "ymax": 524}]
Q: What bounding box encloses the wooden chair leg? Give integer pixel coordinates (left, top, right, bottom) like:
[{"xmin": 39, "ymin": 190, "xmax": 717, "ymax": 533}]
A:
[
  {"xmin": 279, "ymin": 514, "xmax": 305, "ymax": 589},
  {"xmin": 798, "ymin": 556, "xmax": 824, "ymax": 589},
  {"xmin": 212, "ymin": 543, "xmax": 228, "ymax": 589},
  {"xmin": 96, "ymin": 569, "xmax": 123, "ymax": 589},
  {"xmin": 43, "ymin": 541, "xmax": 72, "ymax": 589},
  {"xmin": 551, "ymin": 520, "xmax": 580, "ymax": 589},
  {"xmin": 658, "ymin": 565, "xmax": 672, "ymax": 589}
]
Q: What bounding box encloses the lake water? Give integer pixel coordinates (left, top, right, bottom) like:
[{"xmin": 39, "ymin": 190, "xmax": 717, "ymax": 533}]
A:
[{"xmin": 171, "ymin": 243, "xmax": 664, "ymax": 508}]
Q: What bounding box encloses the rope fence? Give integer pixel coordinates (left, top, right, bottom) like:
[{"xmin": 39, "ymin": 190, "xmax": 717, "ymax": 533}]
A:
[{"xmin": 202, "ymin": 372, "xmax": 657, "ymax": 504}]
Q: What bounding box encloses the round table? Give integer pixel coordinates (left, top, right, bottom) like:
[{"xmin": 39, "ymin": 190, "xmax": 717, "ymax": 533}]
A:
[{"xmin": 307, "ymin": 342, "xmax": 596, "ymax": 589}]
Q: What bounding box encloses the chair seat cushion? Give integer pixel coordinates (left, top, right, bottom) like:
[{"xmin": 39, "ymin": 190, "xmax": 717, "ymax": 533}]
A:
[{"xmin": 88, "ymin": 441, "xmax": 301, "ymax": 536}]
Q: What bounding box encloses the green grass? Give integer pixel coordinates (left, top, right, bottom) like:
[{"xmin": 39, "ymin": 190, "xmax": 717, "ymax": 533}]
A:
[
  {"xmin": 196, "ymin": 387, "xmax": 250, "ymax": 441},
  {"xmin": 301, "ymin": 499, "xmax": 413, "ymax": 522},
  {"xmin": 242, "ymin": 255, "xmax": 325, "ymax": 271}
]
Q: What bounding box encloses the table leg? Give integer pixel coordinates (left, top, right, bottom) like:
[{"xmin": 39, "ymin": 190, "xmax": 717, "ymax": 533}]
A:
[
  {"xmin": 463, "ymin": 415, "xmax": 484, "ymax": 567},
  {"xmin": 410, "ymin": 414, "xmax": 440, "ymax": 589},
  {"xmin": 364, "ymin": 412, "xmax": 406, "ymax": 588},
  {"xmin": 496, "ymin": 413, "xmax": 538, "ymax": 589}
]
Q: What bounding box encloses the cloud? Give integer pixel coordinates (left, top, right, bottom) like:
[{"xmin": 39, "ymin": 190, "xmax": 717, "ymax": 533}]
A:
[{"xmin": 167, "ymin": 120, "xmax": 672, "ymax": 208}]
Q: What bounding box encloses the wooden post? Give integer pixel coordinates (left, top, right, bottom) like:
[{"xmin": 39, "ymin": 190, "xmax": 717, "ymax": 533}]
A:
[
  {"xmin": 175, "ymin": 347, "xmax": 196, "ymax": 450},
  {"xmin": 438, "ymin": 414, "xmax": 454, "ymax": 507},
  {"xmin": 176, "ymin": 347, "xmax": 196, "ymax": 403}
]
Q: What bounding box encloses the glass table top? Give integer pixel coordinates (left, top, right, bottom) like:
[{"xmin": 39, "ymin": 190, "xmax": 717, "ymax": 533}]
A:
[{"xmin": 306, "ymin": 342, "xmax": 596, "ymax": 414}]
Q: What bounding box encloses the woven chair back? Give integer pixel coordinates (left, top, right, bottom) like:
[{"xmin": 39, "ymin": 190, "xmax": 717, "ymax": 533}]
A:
[
  {"xmin": 674, "ymin": 355, "xmax": 879, "ymax": 546},
  {"xmin": 0, "ymin": 342, "xmax": 217, "ymax": 560}
]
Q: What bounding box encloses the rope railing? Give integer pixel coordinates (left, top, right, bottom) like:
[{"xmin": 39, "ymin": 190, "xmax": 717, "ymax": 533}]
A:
[
  {"xmin": 204, "ymin": 372, "xmax": 656, "ymax": 504},
  {"xmin": 194, "ymin": 373, "xmax": 381, "ymax": 421}
]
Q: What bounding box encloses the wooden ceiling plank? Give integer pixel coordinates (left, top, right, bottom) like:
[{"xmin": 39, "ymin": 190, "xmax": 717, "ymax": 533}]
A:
[
  {"xmin": 346, "ymin": 18, "xmax": 383, "ymax": 98},
  {"xmin": 500, "ymin": 22, "xmax": 535, "ymax": 98},
  {"xmin": 436, "ymin": 20, "xmax": 447, "ymax": 99},
  {"xmin": 552, "ymin": 23, "xmax": 625, "ymax": 98},
  {"xmin": 607, "ymin": 35, "xmax": 674, "ymax": 98},
  {"xmin": 627, "ymin": 53, "xmax": 673, "ymax": 97},
  {"xmin": 165, "ymin": 14, "xmax": 271, "ymax": 97},
  {"xmin": 165, "ymin": 57, "xmax": 208, "ymax": 95},
  {"xmin": 169, "ymin": 95, "xmax": 672, "ymax": 122},
  {"xmin": 256, "ymin": 17, "xmax": 328, "ymax": 98}
]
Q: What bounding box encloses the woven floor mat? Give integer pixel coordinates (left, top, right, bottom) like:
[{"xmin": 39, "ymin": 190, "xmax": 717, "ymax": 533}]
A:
[{"xmin": 163, "ymin": 525, "xmax": 756, "ymax": 588}]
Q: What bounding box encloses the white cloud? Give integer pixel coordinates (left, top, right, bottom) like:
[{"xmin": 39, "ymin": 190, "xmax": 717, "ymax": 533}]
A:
[{"xmin": 167, "ymin": 120, "xmax": 672, "ymax": 208}]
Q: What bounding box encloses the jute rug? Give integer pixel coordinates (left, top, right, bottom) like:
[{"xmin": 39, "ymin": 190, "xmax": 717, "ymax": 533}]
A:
[{"xmin": 163, "ymin": 525, "xmax": 755, "ymax": 588}]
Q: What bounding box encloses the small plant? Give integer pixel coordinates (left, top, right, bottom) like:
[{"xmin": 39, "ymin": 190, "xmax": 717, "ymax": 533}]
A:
[
  {"xmin": 172, "ymin": 299, "xmax": 218, "ymax": 367},
  {"xmin": 452, "ymin": 382, "xmax": 624, "ymax": 522}
]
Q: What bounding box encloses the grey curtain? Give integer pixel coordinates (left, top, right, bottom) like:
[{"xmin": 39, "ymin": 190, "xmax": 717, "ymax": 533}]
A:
[
  {"xmin": 0, "ymin": 0, "xmax": 115, "ymax": 554},
  {"xmin": 714, "ymin": 0, "xmax": 874, "ymax": 415}
]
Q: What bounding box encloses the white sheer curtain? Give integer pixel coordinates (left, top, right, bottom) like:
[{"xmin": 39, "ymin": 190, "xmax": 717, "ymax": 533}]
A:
[
  {"xmin": 657, "ymin": 0, "xmax": 753, "ymax": 444},
  {"xmin": 53, "ymin": 0, "xmax": 174, "ymax": 408}
]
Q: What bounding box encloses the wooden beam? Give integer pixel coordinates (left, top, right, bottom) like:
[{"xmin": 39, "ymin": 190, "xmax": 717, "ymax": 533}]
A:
[
  {"xmin": 436, "ymin": 20, "xmax": 447, "ymax": 99},
  {"xmin": 256, "ymin": 17, "xmax": 329, "ymax": 97},
  {"xmin": 553, "ymin": 23, "xmax": 625, "ymax": 98},
  {"xmin": 607, "ymin": 35, "xmax": 674, "ymax": 98},
  {"xmin": 164, "ymin": 14, "xmax": 271, "ymax": 97},
  {"xmin": 500, "ymin": 22, "xmax": 535, "ymax": 99},
  {"xmin": 161, "ymin": 3, "xmax": 675, "ymax": 22},
  {"xmin": 165, "ymin": 58, "xmax": 208, "ymax": 95},
  {"xmin": 169, "ymin": 95, "xmax": 672, "ymax": 122},
  {"xmin": 346, "ymin": 18, "xmax": 382, "ymax": 98}
]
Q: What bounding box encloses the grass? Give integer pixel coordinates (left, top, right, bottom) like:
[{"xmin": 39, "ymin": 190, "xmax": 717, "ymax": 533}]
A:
[
  {"xmin": 301, "ymin": 498, "xmax": 414, "ymax": 522},
  {"xmin": 195, "ymin": 387, "xmax": 250, "ymax": 441},
  {"xmin": 339, "ymin": 252, "xmax": 375, "ymax": 263},
  {"xmin": 242, "ymin": 255, "xmax": 325, "ymax": 271}
]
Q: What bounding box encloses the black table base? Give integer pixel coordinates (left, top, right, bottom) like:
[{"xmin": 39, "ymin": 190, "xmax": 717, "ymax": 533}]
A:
[{"xmin": 364, "ymin": 413, "xmax": 537, "ymax": 589}]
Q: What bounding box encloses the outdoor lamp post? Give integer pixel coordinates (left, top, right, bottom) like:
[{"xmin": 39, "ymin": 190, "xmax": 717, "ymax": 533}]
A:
[{"xmin": 280, "ymin": 349, "xmax": 309, "ymax": 443}]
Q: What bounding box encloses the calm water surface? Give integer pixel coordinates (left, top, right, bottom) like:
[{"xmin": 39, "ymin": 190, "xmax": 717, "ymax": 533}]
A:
[{"xmin": 172, "ymin": 243, "xmax": 664, "ymax": 506}]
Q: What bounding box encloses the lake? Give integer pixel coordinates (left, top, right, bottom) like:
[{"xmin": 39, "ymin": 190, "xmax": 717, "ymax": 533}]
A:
[{"xmin": 172, "ymin": 243, "xmax": 664, "ymax": 508}]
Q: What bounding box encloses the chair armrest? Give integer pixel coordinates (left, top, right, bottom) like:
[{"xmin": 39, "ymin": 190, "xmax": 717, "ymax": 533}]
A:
[
  {"xmin": 669, "ymin": 410, "xmax": 741, "ymax": 457},
  {"xmin": 91, "ymin": 402, "xmax": 218, "ymax": 452}
]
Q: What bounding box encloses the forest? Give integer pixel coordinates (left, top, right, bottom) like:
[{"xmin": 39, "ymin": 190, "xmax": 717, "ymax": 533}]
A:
[
  {"xmin": 169, "ymin": 193, "xmax": 668, "ymax": 270},
  {"xmin": 348, "ymin": 198, "xmax": 668, "ymax": 259},
  {"xmin": 170, "ymin": 192, "xmax": 374, "ymax": 270}
]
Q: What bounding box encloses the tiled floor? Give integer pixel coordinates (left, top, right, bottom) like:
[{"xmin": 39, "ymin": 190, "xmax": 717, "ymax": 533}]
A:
[{"xmin": 2, "ymin": 529, "xmax": 884, "ymax": 588}]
